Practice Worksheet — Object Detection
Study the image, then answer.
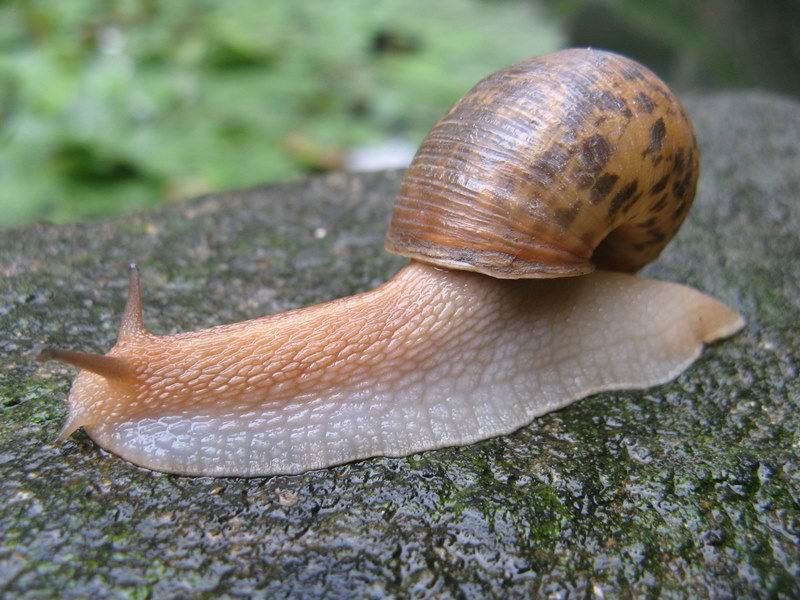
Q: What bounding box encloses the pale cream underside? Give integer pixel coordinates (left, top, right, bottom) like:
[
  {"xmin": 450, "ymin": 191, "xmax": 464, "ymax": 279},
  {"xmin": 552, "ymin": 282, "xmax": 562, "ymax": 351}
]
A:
[{"xmin": 65, "ymin": 263, "xmax": 743, "ymax": 476}]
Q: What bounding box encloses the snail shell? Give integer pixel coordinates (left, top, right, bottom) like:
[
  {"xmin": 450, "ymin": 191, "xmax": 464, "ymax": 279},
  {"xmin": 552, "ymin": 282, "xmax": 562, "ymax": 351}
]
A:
[{"xmin": 386, "ymin": 48, "xmax": 698, "ymax": 277}]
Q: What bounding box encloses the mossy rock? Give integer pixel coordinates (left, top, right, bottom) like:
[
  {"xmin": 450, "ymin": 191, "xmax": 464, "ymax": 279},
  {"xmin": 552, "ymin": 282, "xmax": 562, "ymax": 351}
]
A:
[{"xmin": 1, "ymin": 92, "xmax": 798, "ymax": 598}]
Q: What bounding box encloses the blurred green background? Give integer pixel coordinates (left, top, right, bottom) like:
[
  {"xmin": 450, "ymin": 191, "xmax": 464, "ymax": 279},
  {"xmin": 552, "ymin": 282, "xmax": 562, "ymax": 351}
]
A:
[{"xmin": 2, "ymin": 0, "xmax": 798, "ymax": 228}]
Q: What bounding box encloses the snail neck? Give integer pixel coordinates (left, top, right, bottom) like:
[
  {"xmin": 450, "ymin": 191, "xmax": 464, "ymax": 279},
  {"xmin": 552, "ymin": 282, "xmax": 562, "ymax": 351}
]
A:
[
  {"xmin": 64, "ymin": 261, "xmax": 477, "ymax": 422},
  {"xmin": 126, "ymin": 260, "xmax": 490, "ymax": 410}
]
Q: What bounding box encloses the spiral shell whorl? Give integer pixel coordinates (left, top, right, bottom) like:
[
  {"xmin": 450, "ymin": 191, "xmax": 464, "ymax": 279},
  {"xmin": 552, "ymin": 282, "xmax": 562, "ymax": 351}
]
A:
[{"xmin": 385, "ymin": 48, "xmax": 699, "ymax": 278}]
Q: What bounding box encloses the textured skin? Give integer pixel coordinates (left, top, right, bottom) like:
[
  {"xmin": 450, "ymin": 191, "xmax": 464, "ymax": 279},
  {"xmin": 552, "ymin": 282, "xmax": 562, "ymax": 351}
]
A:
[
  {"xmin": 62, "ymin": 262, "xmax": 742, "ymax": 476},
  {"xmin": 386, "ymin": 48, "xmax": 699, "ymax": 278}
]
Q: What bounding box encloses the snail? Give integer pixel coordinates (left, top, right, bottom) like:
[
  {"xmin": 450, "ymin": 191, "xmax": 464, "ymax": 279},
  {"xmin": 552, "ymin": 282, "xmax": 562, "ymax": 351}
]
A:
[{"xmin": 40, "ymin": 48, "xmax": 743, "ymax": 477}]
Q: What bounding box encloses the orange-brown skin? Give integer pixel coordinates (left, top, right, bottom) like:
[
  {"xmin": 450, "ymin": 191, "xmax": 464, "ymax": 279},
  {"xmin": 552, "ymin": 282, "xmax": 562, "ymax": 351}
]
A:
[
  {"xmin": 53, "ymin": 263, "xmax": 452, "ymax": 433},
  {"xmin": 386, "ymin": 48, "xmax": 699, "ymax": 278}
]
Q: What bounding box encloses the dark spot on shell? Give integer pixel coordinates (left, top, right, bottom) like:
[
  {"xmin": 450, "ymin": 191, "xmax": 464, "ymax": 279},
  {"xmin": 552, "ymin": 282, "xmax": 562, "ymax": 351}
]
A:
[
  {"xmin": 576, "ymin": 173, "xmax": 593, "ymax": 189},
  {"xmin": 671, "ymin": 201, "xmax": 687, "ymax": 220},
  {"xmin": 642, "ymin": 118, "xmax": 666, "ymax": 157},
  {"xmin": 649, "ymin": 174, "xmax": 670, "ymax": 195},
  {"xmin": 623, "ymin": 192, "xmax": 643, "ymax": 214},
  {"xmin": 580, "ymin": 134, "xmax": 612, "ymax": 174},
  {"xmin": 672, "ymin": 170, "xmax": 694, "ymax": 201},
  {"xmin": 633, "ymin": 243, "xmax": 647, "ymax": 252},
  {"xmin": 591, "ymin": 90, "xmax": 618, "ymax": 112},
  {"xmin": 651, "ymin": 194, "xmax": 669, "ymax": 213},
  {"xmin": 567, "ymin": 98, "xmax": 597, "ymax": 130},
  {"xmin": 590, "ymin": 90, "xmax": 632, "ymax": 118},
  {"xmin": 590, "ymin": 173, "xmax": 619, "ymax": 204},
  {"xmin": 558, "ymin": 124, "xmax": 581, "ymax": 145},
  {"xmin": 635, "ymin": 92, "xmax": 656, "ymax": 114},
  {"xmin": 594, "ymin": 116, "xmax": 607, "ymax": 126},
  {"xmin": 672, "ymin": 150, "xmax": 686, "ymax": 175},
  {"xmin": 647, "ymin": 229, "xmax": 666, "ymax": 244},
  {"xmin": 530, "ymin": 144, "xmax": 574, "ymax": 188},
  {"xmin": 608, "ymin": 180, "xmax": 638, "ymax": 218},
  {"xmin": 555, "ymin": 202, "xmax": 581, "ymax": 228},
  {"xmin": 638, "ymin": 216, "xmax": 659, "ymax": 229}
]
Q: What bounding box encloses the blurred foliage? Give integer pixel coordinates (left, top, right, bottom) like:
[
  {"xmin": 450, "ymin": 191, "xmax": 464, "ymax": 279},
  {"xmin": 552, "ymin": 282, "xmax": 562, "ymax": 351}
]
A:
[
  {"xmin": 3, "ymin": 0, "xmax": 798, "ymax": 228},
  {"xmin": 542, "ymin": 0, "xmax": 800, "ymax": 95},
  {"xmin": 0, "ymin": 0, "xmax": 562, "ymax": 227}
]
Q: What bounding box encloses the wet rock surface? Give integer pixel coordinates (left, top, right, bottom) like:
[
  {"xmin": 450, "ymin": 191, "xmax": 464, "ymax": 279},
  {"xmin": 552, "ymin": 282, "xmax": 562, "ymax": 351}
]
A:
[{"xmin": 1, "ymin": 92, "xmax": 799, "ymax": 598}]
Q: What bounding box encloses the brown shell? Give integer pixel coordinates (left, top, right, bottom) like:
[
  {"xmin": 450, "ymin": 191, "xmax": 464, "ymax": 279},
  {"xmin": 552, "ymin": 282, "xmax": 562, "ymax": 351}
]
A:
[{"xmin": 385, "ymin": 48, "xmax": 699, "ymax": 278}]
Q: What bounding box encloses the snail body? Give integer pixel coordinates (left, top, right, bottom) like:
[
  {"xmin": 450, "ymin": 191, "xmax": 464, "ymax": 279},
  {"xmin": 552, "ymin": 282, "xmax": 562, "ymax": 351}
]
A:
[{"xmin": 43, "ymin": 49, "xmax": 742, "ymax": 476}]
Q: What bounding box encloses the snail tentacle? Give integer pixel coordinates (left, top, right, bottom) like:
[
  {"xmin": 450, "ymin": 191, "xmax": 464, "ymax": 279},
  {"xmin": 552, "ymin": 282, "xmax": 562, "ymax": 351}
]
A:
[{"xmin": 118, "ymin": 263, "xmax": 148, "ymax": 341}]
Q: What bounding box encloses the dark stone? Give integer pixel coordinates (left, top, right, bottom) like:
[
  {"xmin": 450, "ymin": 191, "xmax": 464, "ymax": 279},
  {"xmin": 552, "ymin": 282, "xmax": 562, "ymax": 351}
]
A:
[{"xmin": 1, "ymin": 92, "xmax": 799, "ymax": 598}]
